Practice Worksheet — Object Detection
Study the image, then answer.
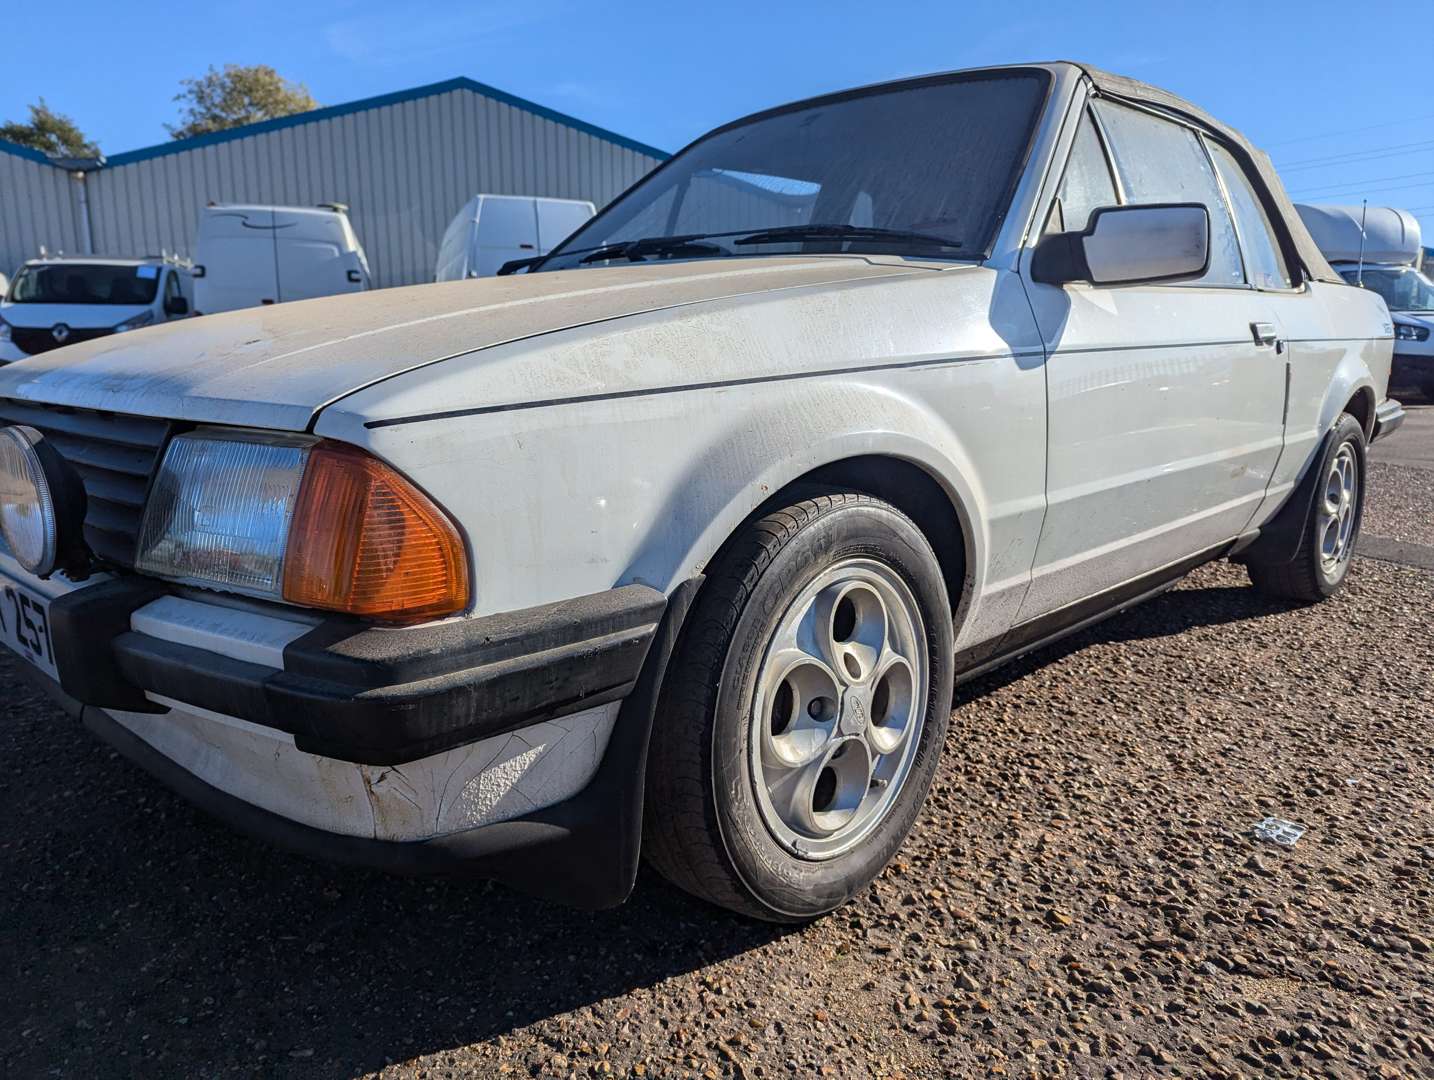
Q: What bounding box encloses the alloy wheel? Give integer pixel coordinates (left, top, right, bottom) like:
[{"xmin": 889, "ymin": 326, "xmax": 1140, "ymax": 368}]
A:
[{"xmin": 748, "ymin": 558, "xmax": 928, "ymax": 860}]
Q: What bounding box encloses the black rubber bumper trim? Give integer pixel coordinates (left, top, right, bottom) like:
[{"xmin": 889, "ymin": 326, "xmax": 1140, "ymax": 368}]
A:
[
  {"xmin": 49, "ymin": 578, "xmax": 167, "ymax": 713},
  {"xmin": 77, "ymin": 576, "xmax": 703, "ymax": 909},
  {"xmin": 109, "ymin": 583, "xmax": 667, "ymax": 765}
]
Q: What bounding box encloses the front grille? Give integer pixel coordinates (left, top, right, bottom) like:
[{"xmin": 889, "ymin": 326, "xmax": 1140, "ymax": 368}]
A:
[
  {"xmin": 0, "ymin": 400, "xmax": 171, "ymax": 567},
  {"xmin": 11, "ymin": 326, "xmax": 113, "ymax": 355}
]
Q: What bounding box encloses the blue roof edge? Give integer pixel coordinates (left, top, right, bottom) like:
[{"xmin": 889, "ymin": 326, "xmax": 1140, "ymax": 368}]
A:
[
  {"xmin": 48, "ymin": 77, "xmax": 667, "ymax": 168},
  {"xmin": 0, "ymin": 137, "xmax": 55, "ymax": 164}
]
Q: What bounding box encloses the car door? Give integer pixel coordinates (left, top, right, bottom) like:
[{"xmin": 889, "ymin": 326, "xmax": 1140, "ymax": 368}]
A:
[
  {"xmin": 473, "ymin": 197, "xmax": 539, "ymax": 277},
  {"xmin": 1016, "ymin": 98, "xmax": 1289, "ymax": 619},
  {"xmin": 194, "ymin": 208, "xmax": 279, "ymax": 313},
  {"xmin": 273, "ymin": 210, "xmax": 353, "ymax": 302},
  {"xmin": 160, "ymin": 268, "xmax": 187, "ymax": 321},
  {"xmin": 535, "ymin": 200, "xmax": 594, "ymax": 254}
]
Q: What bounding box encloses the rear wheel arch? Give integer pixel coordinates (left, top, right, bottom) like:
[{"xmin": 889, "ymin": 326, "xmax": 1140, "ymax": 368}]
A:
[{"xmin": 1344, "ymin": 386, "xmax": 1376, "ymax": 439}]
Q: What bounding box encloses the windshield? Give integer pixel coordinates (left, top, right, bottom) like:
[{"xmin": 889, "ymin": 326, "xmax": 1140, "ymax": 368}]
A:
[
  {"xmin": 1339, "ymin": 266, "xmax": 1434, "ymax": 312},
  {"xmin": 8, "ymin": 263, "xmax": 160, "ymax": 305},
  {"xmin": 538, "ymin": 70, "xmax": 1050, "ymax": 271}
]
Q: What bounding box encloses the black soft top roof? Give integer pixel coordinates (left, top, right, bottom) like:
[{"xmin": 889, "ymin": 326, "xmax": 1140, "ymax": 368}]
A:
[{"xmin": 1077, "ymin": 64, "xmax": 1342, "ymax": 285}]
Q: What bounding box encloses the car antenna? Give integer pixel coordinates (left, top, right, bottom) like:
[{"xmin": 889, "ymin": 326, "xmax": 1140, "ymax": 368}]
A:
[{"xmin": 1356, "ymin": 199, "xmax": 1368, "ymax": 287}]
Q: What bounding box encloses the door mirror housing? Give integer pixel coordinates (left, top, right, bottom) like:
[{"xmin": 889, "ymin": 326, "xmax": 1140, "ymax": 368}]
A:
[
  {"xmin": 1032, "ymin": 203, "xmax": 1210, "ymax": 287},
  {"xmin": 164, "ymin": 296, "xmax": 190, "ymax": 316}
]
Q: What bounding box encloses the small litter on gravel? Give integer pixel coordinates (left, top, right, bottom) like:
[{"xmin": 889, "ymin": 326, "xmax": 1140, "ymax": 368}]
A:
[{"xmin": 1253, "ymin": 816, "xmax": 1306, "ymax": 847}]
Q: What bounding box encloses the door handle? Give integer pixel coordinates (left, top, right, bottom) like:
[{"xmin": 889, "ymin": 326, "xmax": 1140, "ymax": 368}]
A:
[{"xmin": 1251, "ymin": 321, "xmax": 1278, "ymax": 347}]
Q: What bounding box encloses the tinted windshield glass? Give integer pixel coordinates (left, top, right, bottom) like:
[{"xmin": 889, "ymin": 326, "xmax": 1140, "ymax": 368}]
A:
[
  {"xmin": 1340, "ymin": 267, "xmax": 1434, "ymax": 312},
  {"xmin": 9, "ymin": 263, "xmax": 160, "ymax": 305},
  {"xmin": 540, "ymin": 71, "xmax": 1050, "ymax": 270}
]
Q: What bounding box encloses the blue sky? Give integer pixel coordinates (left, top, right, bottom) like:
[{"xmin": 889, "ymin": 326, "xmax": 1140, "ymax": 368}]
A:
[{"xmin": 7, "ymin": 0, "xmax": 1434, "ymax": 230}]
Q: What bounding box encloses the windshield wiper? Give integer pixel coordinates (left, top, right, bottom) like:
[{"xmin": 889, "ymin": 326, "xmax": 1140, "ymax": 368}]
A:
[
  {"xmin": 502, "ymin": 234, "xmax": 733, "ymax": 275},
  {"xmin": 522, "ymin": 223, "xmax": 964, "ymax": 275},
  {"xmin": 731, "ymin": 224, "xmax": 963, "ymax": 251},
  {"xmin": 577, "ymin": 234, "xmax": 731, "ymax": 265}
]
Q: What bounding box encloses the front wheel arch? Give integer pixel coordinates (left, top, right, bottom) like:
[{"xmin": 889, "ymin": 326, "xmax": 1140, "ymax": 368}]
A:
[{"xmin": 771, "ymin": 455, "xmax": 969, "ymax": 618}]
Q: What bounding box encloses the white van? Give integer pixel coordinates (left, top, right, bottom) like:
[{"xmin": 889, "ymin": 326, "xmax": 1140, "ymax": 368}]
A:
[
  {"xmin": 1297, "ymin": 203, "xmax": 1434, "ymax": 396},
  {"xmin": 0, "ymin": 255, "xmax": 193, "ymax": 362},
  {"xmin": 193, "ymin": 204, "xmax": 372, "ymax": 314},
  {"xmin": 434, "ymin": 195, "xmax": 595, "ymax": 281}
]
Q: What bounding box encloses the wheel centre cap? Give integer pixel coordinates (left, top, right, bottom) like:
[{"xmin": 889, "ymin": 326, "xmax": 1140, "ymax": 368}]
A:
[{"xmin": 838, "ymin": 690, "xmax": 869, "ymax": 738}]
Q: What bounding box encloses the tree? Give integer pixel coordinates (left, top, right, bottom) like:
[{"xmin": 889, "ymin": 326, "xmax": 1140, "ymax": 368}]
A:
[
  {"xmin": 168, "ymin": 65, "xmax": 318, "ymax": 140},
  {"xmin": 0, "ymin": 99, "xmax": 99, "ymax": 157}
]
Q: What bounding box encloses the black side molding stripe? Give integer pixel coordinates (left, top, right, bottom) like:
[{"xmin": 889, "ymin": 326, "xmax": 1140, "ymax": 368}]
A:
[{"xmin": 362, "ymin": 332, "xmax": 1386, "ymax": 429}]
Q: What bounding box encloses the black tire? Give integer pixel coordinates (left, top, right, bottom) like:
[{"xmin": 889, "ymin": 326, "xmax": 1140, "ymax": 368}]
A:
[
  {"xmin": 643, "ymin": 491, "xmax": 955, "ymax": 922},
  {"xmin": 1246, "ymin": 412, "xmax": 1366, "ymax": 602}
]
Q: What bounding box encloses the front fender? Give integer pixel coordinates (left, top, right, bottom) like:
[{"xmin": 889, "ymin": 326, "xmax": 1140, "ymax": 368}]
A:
[
  {"xmin": 620, "ymin": 383, "xmax": 988, "ymax": 618},
  {"xmin": 319, "ymin": 264, "xmax": 1048, "ymax": 644}
]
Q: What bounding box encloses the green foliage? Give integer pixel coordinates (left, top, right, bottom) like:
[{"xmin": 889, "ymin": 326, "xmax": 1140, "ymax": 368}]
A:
[
  {"xmin": 0, "ymin": 99, "xmax": 99, "ymax": 157},
  {"xmin": 169, "ymin": 64, "xmax": 318, "ymax": 140}
]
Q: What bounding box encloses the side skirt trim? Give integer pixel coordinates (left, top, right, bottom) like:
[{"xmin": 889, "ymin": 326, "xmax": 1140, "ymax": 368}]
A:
[{"xmin": 954, "ymin": 541, "xmax": 1233, "ymax": 684}]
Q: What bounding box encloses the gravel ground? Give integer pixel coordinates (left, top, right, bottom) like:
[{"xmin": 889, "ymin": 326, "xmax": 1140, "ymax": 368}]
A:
[
  {"xmin": 1366, "ymin": 462, "xmax": 1434, "ymax": 547},
  {"xmin": 4, "ymin": 506, "xmax": 1432, "ymax": 1077}
]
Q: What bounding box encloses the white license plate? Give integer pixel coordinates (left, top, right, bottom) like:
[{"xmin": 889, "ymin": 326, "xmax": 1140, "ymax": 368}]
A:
[{"xmin": 0, "ymin": 578, "xmax": 58, "ymax": 681}]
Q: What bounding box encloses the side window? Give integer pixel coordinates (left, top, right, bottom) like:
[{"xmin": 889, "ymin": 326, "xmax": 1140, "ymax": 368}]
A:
[
  {"xmin": 1207, "ymin": 140, "xmax": 1293, "ymax": 290},
  {"xmin": 1092, "ymin": 100, "xmax": 1244, "ymax": 287},
  {"xmin": 1053, "ymin": 109, "xmax": 1118, "ymax": 234}
]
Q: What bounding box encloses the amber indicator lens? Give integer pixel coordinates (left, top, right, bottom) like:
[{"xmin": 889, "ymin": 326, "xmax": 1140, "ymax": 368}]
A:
[{"xmin": 283, "ymin": 442, "xmax": 468, "ymax": 622}]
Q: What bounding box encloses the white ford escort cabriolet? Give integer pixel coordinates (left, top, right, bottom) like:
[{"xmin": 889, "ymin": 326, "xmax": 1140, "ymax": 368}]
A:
[{"xmin": 0, "ymin": 63, "xmax": 1402, "ymax": 920}]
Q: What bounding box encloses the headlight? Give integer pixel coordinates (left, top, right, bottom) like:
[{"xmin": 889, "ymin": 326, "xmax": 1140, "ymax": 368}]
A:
[
  {"xmin": 113, "ymin": 310, "xmax": 155, "ymax": 333},
  {"xmin": 0, "ymin": 427, "xmax": 58, "ymax": 575},
  {"xmin": 1395, "ymin": 323, "xmax": 1431, "ymax": 342},
  {"xmin": 0, "ymin": 316, "xmax": 11, "ymax": 343},
  {"xmin": 136, "ymin": 432, "xmax": 469, "ymax": 623}
]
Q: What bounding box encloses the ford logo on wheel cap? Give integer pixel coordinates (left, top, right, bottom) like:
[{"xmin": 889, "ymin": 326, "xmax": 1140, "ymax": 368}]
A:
[{"xmin": 51, "ymin": 323, "xmax": 70, "ymax": 344}]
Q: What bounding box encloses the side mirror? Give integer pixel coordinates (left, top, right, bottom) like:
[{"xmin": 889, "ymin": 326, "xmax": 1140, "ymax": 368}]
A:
[
  {"xmin": 190, "ymin": 265, "xmax": 206, "ymax": 279},
  {"xmin": 346, "ymin": 269, "xmax": 363, "ymax": 283},
  {"xmin": 1032, "ymin": 203, "xmax": 1210, "ymax": 287},
  {"xmin": 164, "ymin": 296, "xmax": 190, "ymax": 316}
]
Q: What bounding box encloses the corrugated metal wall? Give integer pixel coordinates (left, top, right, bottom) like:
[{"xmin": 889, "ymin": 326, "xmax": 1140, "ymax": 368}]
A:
[
  {"xmin": 0, "ymin": 149, "xmax": 86, "ymax": 276},
  {"xmin": 2, "ymin": 83, "xmax": 664, "ymax": 289}
]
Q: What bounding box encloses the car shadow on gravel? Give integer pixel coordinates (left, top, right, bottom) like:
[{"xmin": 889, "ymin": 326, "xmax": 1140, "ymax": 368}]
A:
[
  {"xmin": 956, "ymin": 578, "xmax": 1300, "ymax": 701},
  {"xmin": 0, "ymin": 668, "xmax": 792, "ymax": 1079},
  {"xmin": 2, "ymin": 576, "xmax": 1296, "ymax": 1078}
]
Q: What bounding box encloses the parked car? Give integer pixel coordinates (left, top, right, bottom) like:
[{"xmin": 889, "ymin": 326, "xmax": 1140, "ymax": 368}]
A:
[
  {"xmin": 434, "ymin": 194, "xmax": 595, "ymax": 281},
  {"xmin": 192, "ymin": 203, "xmax": 371, "ymax": 314},
  {"xmin": 0, "ymin": 255, "xmax": 192, "ymax": 362},
  {"xmin": 1296, "ymin": 204, "xmax": 1434, "ymax": 398},
  {"xmin": 1350, "ymin": 275, "xmax": 1434, "ymax": 398},
  {"xmin": 0, "ymin": 62, "xmax": 1400, "ymax": 921}
]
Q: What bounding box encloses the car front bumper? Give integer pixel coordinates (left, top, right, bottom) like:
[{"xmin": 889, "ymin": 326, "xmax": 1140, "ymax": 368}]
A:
[
  {"xmin": 1392, "ymin": 351, "xmax": 1434, "ymax": 390},
  {"xmin": 10, "ymin": 555, "xmax": 697, "ymax": 908}
]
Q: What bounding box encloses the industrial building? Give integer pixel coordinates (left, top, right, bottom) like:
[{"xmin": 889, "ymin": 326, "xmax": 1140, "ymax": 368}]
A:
[{"xmin": 0, "ymin": 78, "xmax": 668, "ymax": 288}]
